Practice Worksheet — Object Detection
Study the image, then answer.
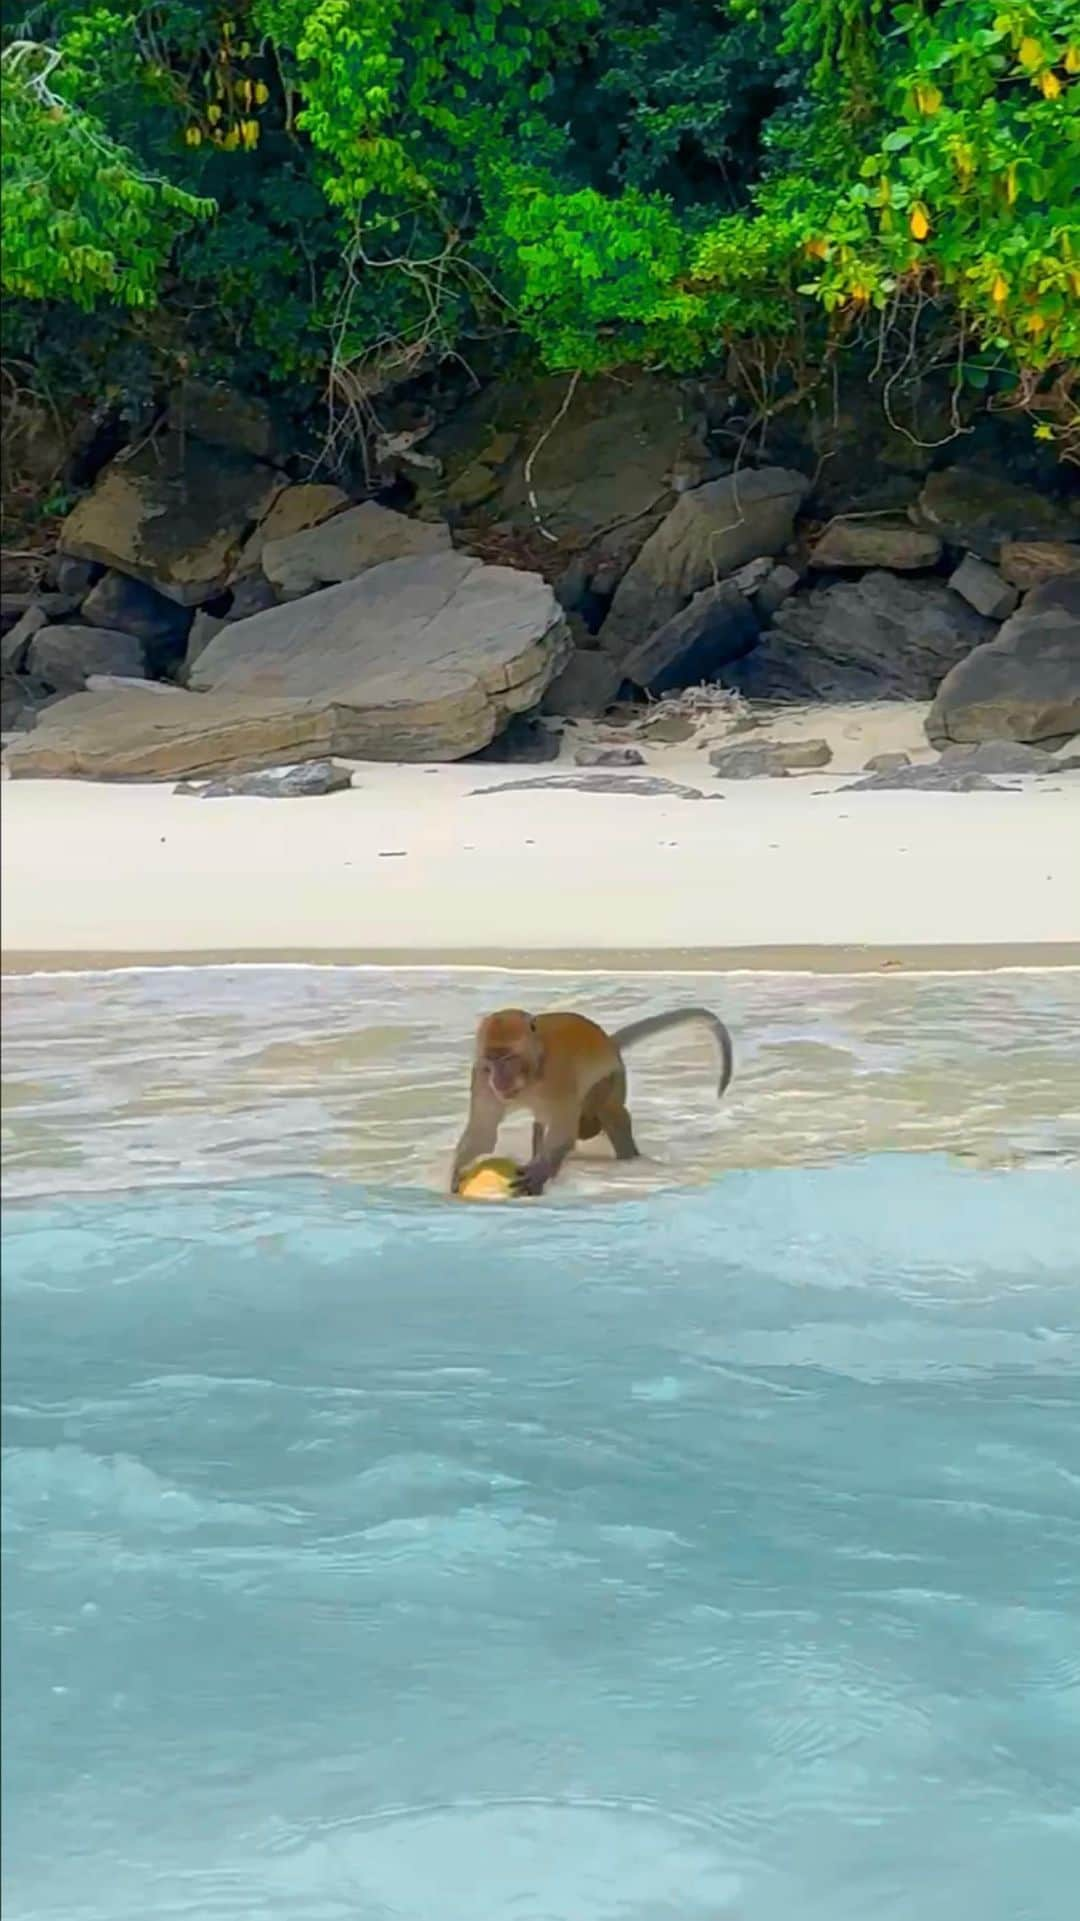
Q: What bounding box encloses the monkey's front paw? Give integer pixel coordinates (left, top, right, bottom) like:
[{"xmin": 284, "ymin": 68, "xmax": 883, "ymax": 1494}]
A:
[{"xmin": 512, "ymin": 1159, "xmax": 549, "ymax": 1197}]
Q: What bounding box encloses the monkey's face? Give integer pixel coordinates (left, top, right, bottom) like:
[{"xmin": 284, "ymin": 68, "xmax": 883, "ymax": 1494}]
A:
[{"xmin": 477, "ymin": 1010, "xmax": 541, "ymax": 1102}]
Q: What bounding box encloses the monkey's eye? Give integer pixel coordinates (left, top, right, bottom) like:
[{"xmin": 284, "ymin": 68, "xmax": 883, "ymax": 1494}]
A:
[{"xmin": 529, "ymin": 1019, "xmax": 537, "ymax": 1033}]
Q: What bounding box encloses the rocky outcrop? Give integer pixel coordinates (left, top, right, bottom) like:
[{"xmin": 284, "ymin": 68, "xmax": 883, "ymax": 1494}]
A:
[
  {"xmin": 58, "ymin": 434, "xmax": 284, "ymax": 605},
  {"xmin": 5, "ymin": 552, "xmax": 571, "ymax": 778},
  {"xmin": 926, "ymin": 579, "xmax": 1080, "ymax": 747},
  {"xmin": 723, "ymin": 572, "xmax": 994, "ymax": 702},
  {"xmin": 260, "ymin": 501, "xmax": 451, "ymax": 598},
  {"xmin": 599, "ymin": 466, "xmax": 810, "ymax": 658},
  {"xmin": 912, "ymin": 467, "xmax": 1078, "ymax": 561},
  {"xmin": 619, "ymin": 580, "xmax": 758, "ymax": 696},
  {"xmin": 808, "ymin": 517, "xmax": 942, "ymax": 570}
]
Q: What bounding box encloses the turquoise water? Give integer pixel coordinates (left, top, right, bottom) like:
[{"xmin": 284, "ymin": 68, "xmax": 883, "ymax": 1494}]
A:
[{"xmin": 3, "ymin": 970, "xmax": 1080, "ymax": 1918}]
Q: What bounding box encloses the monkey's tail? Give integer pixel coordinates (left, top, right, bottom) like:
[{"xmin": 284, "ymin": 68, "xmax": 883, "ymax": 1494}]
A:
[{"xmin": 611, "ymin": 1007, "xmax": 733, "ymax": 1097}]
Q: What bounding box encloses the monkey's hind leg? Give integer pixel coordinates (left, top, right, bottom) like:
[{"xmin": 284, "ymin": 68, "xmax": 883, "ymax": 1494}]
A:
[{"xmin": 589, "ymin": 1082, "xmax": 640, "ymax": 1161}]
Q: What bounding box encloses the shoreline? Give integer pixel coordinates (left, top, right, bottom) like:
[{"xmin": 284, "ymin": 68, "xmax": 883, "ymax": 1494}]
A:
[{"xmin": 4, "ymin": 704, "xmax": 1079, "ymax": 970}]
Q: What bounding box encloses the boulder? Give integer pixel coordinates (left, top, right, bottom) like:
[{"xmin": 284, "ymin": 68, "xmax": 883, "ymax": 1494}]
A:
[
  {"xmin": 723, "ymin": 572, "xmax": 993, "ymax": 702},
  {"xmin": 26, "ymin": 624, "xmax": 147, "ymax": 694},
  {"xmin": 926, "ymin": 593, "xmax": 1080, "ymax": 747},
  {"xmin": 599, "ymin": 466, "xmax": 810, "ymax": 657},
  {"xmin": 998, "ymin": 540, "xmax": 1080, "ymax": 592},
  {"xmin": 183, "ymin": 610, "xmax": 226, "ymax": 676},
  {"xmin": 473, "ymin": 773, "xmax": 713, "ymax": 800},
  {"xmin": 912, "ymin": 467, "xmax": 1078, "ymax": 561},
  {"xmin": 261, "ymin": 500, "xmax": 450, "ymax": 599},
  {"xmin": 49, "ymin": 555, "xmax": 99, "ymax": 600},
  {"xmin": 177, "ymin": 760, "xmax": 353, "ymax": 799},
  {"xmin": 541, "ymin": 649, "xmax": 622, "ymax": 719},
  {"xmin": 191, "ymin": 551, "xmax": 571, "ymax": 760},
  {"xmin": 81, "ymin": 571, "xmax": 192, "ymax": 653},
  {"xmin": 166, "ymin": 380, "xmax": 284, "ymax": 462},
  {"xmin": 863, "ymin": 751, "xmax": 911, "ymax": 774},
  {"xmin": 575, "ymin": 745, "xmax": 645, "ymax": 767},
  {"xmin": 1024, "ymin": 574, "xmax": 1080, "ymax": 619},
  {"xmin": 227, "ymin": 573, "xmax": 278, "ymax": 622},
  {"xmin": 809, "ymin": 517, "xmax": 942, "ymax": 571},
  {"xmin": 620, "ymin": 581, "xmax": 758, "ymax": 695},
  {"xmin": 947, "ymin": 554, "xmax": 1018, "ymax": 621},
  {"xmin": 640, "ymin": 711, "xmax": 696, "ymax": 744},
  {"xmin": 730, "ymin": 559, "xmax": 799, "ymax": 620},
  {"xmin": 58, "ymin": 434, "xmax": 284, "ymax": 605},
  {"xmin": 3, "ymin": 688, "xmax": 333, "ymax": 781},
  {"xmin": 844, "ymin": 762, "xmax": 1005, "ymax": 792},
  {"xmin": 1, "ymin": 671, "xmax": 55, "ymax": 734},
  {"xmin": 229, "ymin": 482, "xmax": 349, "ymax": 580},
  {"xmin": 938, "ymin": 741, "xmax": 1055, "ymax": 775},
  {"xmin": 1, "ymin": 604, "xmax": 47, "ymax": 674},
  {"xmin": 709, "ymin": 738, "xmax": 832, "ymax": 777}
]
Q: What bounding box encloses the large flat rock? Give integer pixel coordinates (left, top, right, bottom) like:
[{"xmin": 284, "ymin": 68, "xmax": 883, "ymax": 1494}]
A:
[
  {"xmin": 926, "ymin": 586, "xmax": 1080, "ymax": 747},
  {"xmin": 261, "ymin": 501, "xmax": 450, "ymax": 598},
  {"xmin": 7, "ymin": 553, "xmax": 572, "ymax": 776},
  {"xmin": 58, "ymin": 434, "xmax": 285, "ymax": 605}
]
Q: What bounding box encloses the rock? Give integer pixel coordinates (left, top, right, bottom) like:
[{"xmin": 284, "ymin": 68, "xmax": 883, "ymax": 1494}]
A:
[
  {"xmin": 176, "ymin": 760, "xmax": 353, "ymax": 799},
  {"xmin": 1, "ymin": 672, "xmax": 55, "ymax": 733},
  {"xmin": 541, "ymin": 649, "xmax": 621, "ymax": 719},
  {"xmin": 183, "ymin": 610, "xmax": 227, "ymax": 676},
  {"xmin": 809, "ymin": 517, "xmax": 942, "ymax": 570},
  {"xmin": 926, "ymin": 595, "xmax": 1080, "ymax": 747},
  {"xmin": 471, "ymin": 715, "xmax": 561, "ymax": 764},
  {"xmin": 227, "ymin": 573, "xmax": 277, "ymax": 622},
  {"xmin": 575, "ymin": 745, "xmax": 645, "ymax": 767},
  {"xmin": 229, "ymin": 483, "xmax": 349, "ymax": 581},
  {"xmin": 998, "ymin": 541, "xmax": 1080, "ymax": 592},
  {"xmin": 912, "ymin": 467, "xmax": 1078, "ymax": 561},
  {"xmin": 947, "ymin": 553, "xmax": 1018, "ymax": 621},
  {"xmin": 3, "ymin": 688, "xmax": 334, "ymax": 781},
  {"xmin": 26, "ymin": 624, "xmax": 147, "ymax": 694},
  {"xmin": 261, "ymin": 501, "xmax": 451, "ymax": 599},
  {"xmin": 58, "ymin": 434, "xmax": 284, "ymax": 606},
  {"xmin": 844, "ymin": 763, "xmax": 1005, "ymax": 792},
  {"xmin": 938, "ymin": 741, "xmax": 1055, "ymax": 775},
  {"xmin": 751, "ymin": 563, "xmax": 800, "ymax": 620},
  {"xmin": 724, "ymin": 572, "xmax": 994, "ymax": 702},
  {"xmin": 863, "ymin": 751, "xmax": 911, "ymax": 774},
  {"xmin": 640, "ymin": 712, "xmax": 696, "ymax": 744},
  {"xmin": 620, "ymin": 581, "xmax": 758, "ymax": 695},
  {"xmin": 1, "ymin": 604, "xmax": 47, "ymax": 674},
  {"xmin": 190, "ymin": 552, "xmax": 571, "ymax": 761},
  {"xmin": 473, "ymin": 773, "xmax": 712, "ymax": 800},
  {"xmin": 599, "ymin": 466, "xmax": 810, "ymax": 657},
  {"xmin": 1024, "ymin": 574, "xmax": 1080, "ymax": 619},
  {"xmin": 84, "ymin": 674, "xmax": 179, "ymax": 697},
  {"xmin": 2, "ymin": 591, "xmax": 82, "ymax": 627},
  {"xmin": 49, "ymin": 555, "xmax": 99, "ymax": 599},
  {"xmin": 81, "ymin": 571, "xmax": 192, "ymax": 654},
  {"xmin": 167, "ymin": 380, "xmax": 283, "ymax": 462},
  {"xmin": 709, "ymin": 738, "xmax": 831, "ymax": 777}
]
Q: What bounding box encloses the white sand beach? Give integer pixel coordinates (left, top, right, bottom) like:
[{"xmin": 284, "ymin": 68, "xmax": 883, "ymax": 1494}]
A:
[{"xmin": 3, "ymin": 702, "xmax": 1079, "ymax": 967}]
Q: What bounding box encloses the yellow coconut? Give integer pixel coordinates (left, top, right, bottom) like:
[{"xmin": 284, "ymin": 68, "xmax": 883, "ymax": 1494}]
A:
[{"xmin": 458, "ymin": 1157, "xmax": 522, "ymax": 1201}]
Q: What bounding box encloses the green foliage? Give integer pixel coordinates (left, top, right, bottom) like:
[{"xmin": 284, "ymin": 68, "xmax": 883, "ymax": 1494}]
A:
[{"xmin": 1, "ymin": 0, "xmax": 1077, "ymax": 454}]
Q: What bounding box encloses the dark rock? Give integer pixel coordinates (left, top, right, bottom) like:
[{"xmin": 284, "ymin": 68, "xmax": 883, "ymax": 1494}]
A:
[
  {"xmin": 0, "ymin": 671, "xmax": 56, "ymax": 733},
  {"xmin": 640, "ymin": 712, "xmax": 696, "ymax": 744},
  {"xmin": 863, "ymin": 751, "xmax": 911, "ymax": 774},
  {"xmin": 809, "ymin": 517, "xmax": 942, "ymax": 570},
  {"xmin": 58, "ymin": 433, "xmax": 285, "ymax": 606},
  {"xmin": 998, "ymin": 540, "xmax": 1080, "ymax": 592},
  {"xmin": 620, "ymin": 580, "xmax": 758, "ymax": 695},
  {"xmin": 600, "ymin": 466, "xmax": 810, "ymax": 657},
  {"xmin": 81, "ymin": 571, "xmax": 192, "ymax": 661},
  {"xmin": 471, "ymin": 714, "xmax": 561, "ymax": 764},
  {"xmin": 2, "ymin": 591, "xmax": 83, "ymax": 628},
  {"xmin": 26, "ymin": 624, "xmax": 147, "ymax": 694},
  {"xmin": 1024, "ymin": 574, "xmax": 1080, "ymax": 619},
  {"xmin": 541, "ymin": 649, "xmax": 621, "ymax": 719},
  {"xmin": 724, "ymin": 572, "xmax": 994, "ymax": 702},
  {"xmin": 472, "ymin": 773, "xmax": 713, "ymax": 800},
  {"xmin": 574, "ymin": 745, "xmax": 645, "ymax": 767},
  {"xmin": 709, "ymin": 738, "xmax": 831, "ymax": 777},
  {"xmin": 176, "ymin": 760, "xmax": 353, "ymax": 799},
  {"xmin": 1, "ymin": 604, "xmax": 47, "ymax": 674},
  {"xmin": 844, "ymin": 762, "xmax": 1005, "ymax": 792},
  {"xmin": 183, "ymin": 610, "xmax": 226, "ymax": 678},
  {"xmin": 926, "ymin": 594, "xmax": 1080, "ymax": 747},
  {"xmin": 913, "ymin": 467, "xmax": 1078, "ymax": 561},
  {"xmin": 49, "ymin": 555, "xmax": 100, "ymax": 600},
  {"xmin": 167, "ymin": 380, "xmax": 284, "ymax": 462},
  {"xmin": 948, "ymin": 554, "xmax": 1018, "ymax": 621},
  {"xmin": 227, "ymin": 573, "xmax": 278, "ymax": 623}
]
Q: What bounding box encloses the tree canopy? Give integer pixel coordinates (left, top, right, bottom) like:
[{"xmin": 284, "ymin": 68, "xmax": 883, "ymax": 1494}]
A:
[{"xmin": 3, "ymin": 1, "xmax": 1077, "ymax": 454}]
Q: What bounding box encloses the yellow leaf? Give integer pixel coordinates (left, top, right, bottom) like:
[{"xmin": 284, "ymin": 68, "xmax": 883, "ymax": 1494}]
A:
[
  {"xmin": 241, "ymin": 118, "xmax": 260, "ymax": 149},
  {"xmin": 1066, "ymin": 45, "xmax": 1080, "ymax": 73},
  {"xmin": 254, "ymin": 80, "xmax": 269, "ymax": 105},
  {"xmin": 223, "ymin": 126, "xmax": 240, "ymax": 151},
  {"xmin": 207, "ymin": 103, "xmax": 222, "ymax": 124},
  {"xmin": 184, "ymin": 124, "xmax": 202, "ymax": 147},
  {"xmin": 805, "ymin": 237, "xmax": 828, "ymax": 259},
  {"xmin": 915, "ymin": 82, "xmax": 943, "ymax": 114},
  {"xmin": 1019, "ymin": 36, "xmax": 1043, "ymax": 68},
  {"xmin": 1034, "ymin": 423, "xmax": 1055, "ymax": 440},
  {"xmin": 1039, "ymin": 69, "xmax": 1062, "ymax": 99},
  {"xmin": 991, "ymin": 273, "xmax": 1009, "ymax": 304},
  {"xmin": 909, "ymin": 204, "xmax": 930, "ymax": 241},
  {"xmin": 1005, "ymin": 164, "xmax": 1018, "ymax": 204}
]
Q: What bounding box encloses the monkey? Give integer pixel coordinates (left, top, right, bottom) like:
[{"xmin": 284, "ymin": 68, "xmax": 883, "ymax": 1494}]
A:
[{"xmin": 450, "ymin": 1006, "xmax": 733, "ymax": 1197}]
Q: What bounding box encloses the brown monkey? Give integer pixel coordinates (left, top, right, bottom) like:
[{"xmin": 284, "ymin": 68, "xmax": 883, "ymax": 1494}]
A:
[{"xmin": 450, "ymin": 1006, "xmax": 733, "ymax": 1196}]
